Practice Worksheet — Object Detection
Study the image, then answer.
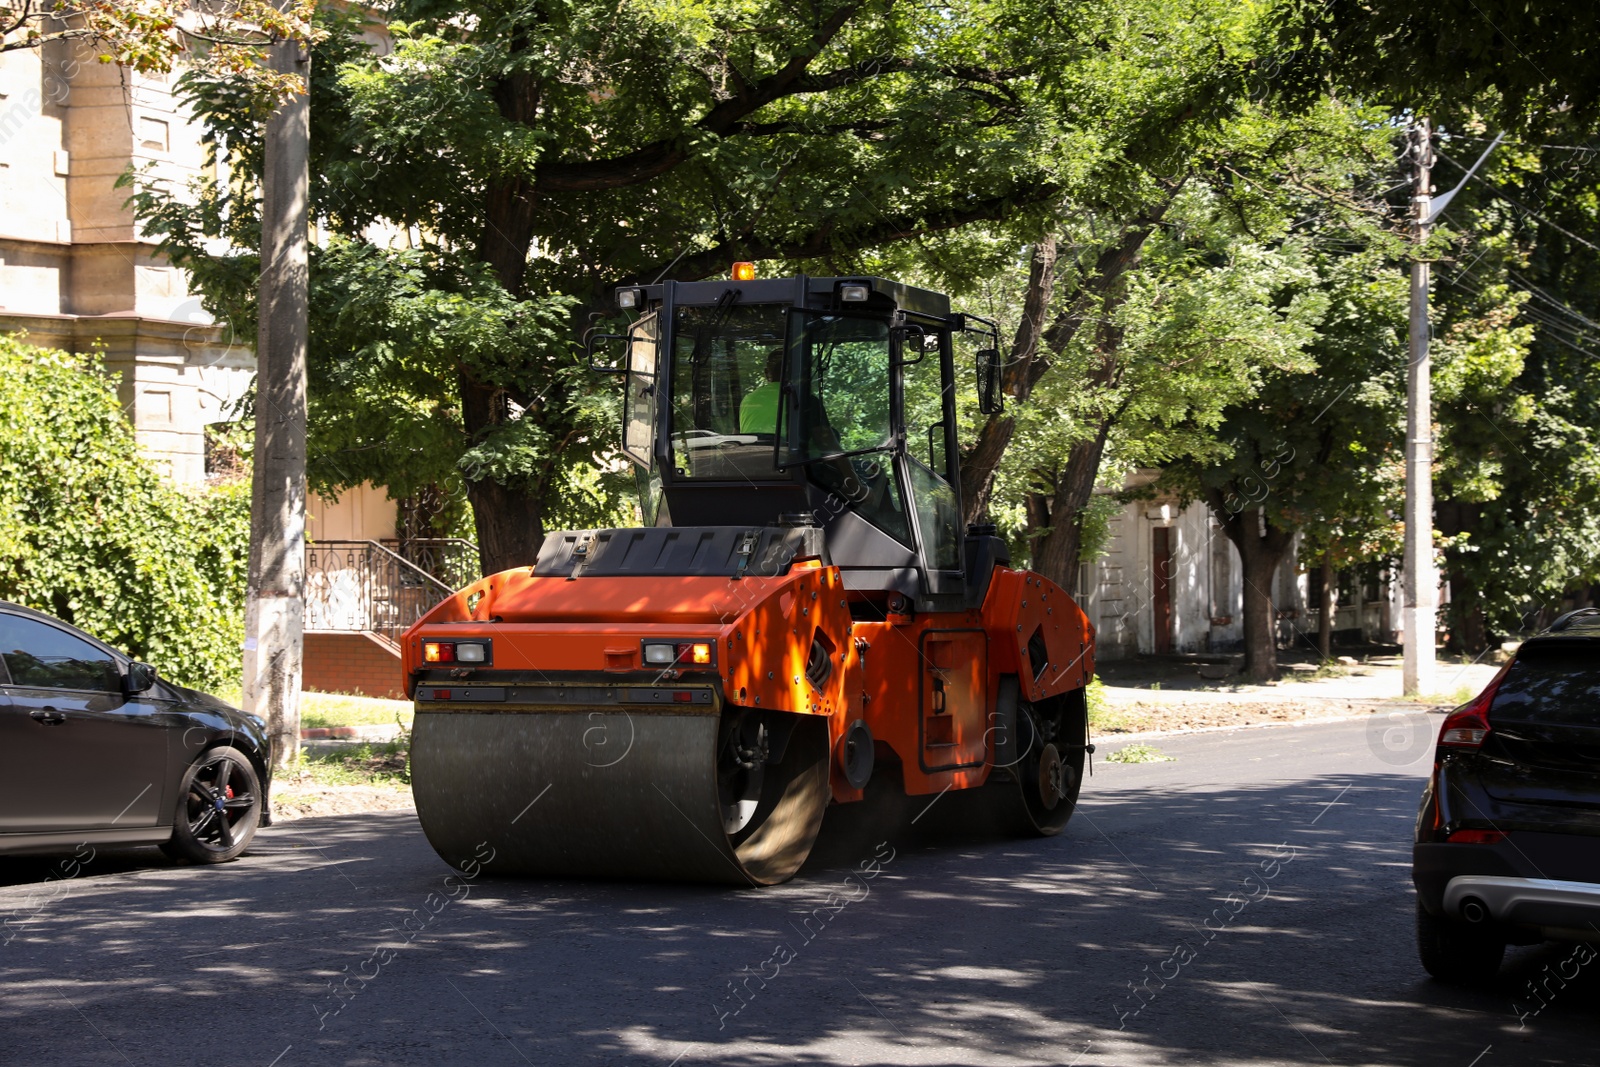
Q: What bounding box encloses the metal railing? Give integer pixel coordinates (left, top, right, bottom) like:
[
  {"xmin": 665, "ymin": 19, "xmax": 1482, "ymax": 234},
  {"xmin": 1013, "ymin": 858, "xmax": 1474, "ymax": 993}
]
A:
[
  {"xmin": 304, "ymin": 540, "xmax": 456, "ymax": 648},
  {"xmin": 381, "ymin": 537, "xmax": 480, "ymax": 592}
]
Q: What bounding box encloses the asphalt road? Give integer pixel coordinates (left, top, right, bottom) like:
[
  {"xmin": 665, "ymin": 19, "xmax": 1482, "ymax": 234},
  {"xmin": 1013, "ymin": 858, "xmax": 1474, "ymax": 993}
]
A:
[{"xmin": 3, "ymin": 713, "xmax": 1597, "ymax": 1067}]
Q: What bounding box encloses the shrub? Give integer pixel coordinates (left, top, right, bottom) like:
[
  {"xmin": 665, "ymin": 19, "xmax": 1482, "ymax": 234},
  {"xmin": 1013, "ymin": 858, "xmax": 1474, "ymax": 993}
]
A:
[{"xmin": 0, "ymin": 335, "xmax": 248, "ymax": 690}]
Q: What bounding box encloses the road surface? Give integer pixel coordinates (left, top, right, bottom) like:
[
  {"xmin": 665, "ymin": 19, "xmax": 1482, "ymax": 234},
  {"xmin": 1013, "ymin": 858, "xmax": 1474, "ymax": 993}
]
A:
[{"xmin": 2, "ymin": 713, "xmax": 1594, "ymax": 1066}]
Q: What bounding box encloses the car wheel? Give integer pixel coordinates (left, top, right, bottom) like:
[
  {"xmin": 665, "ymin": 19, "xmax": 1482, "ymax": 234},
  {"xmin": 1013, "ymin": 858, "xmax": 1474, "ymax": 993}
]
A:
[
  {"xmin": 1416, "ymin": 899, "xmax": 1505, "ymax": 984},
  {"xmin": 163, "ymin": 746, "xmax": 262, "ymax": 864}
]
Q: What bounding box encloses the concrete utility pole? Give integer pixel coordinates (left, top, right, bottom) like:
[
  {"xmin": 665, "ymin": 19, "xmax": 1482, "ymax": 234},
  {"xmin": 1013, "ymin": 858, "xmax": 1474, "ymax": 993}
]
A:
[
  {"xmin": 1402, "ymin": 118, "xmax": 1436, "ymax": 697},
  {"xmin": 243, "ymin": 30, "xmax": 311, "ymax": 768}
]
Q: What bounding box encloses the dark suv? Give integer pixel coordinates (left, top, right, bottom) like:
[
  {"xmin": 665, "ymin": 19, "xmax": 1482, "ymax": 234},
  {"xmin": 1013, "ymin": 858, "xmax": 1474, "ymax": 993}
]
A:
[{"xmin": 1414, "ymin": 608, "xmax": 1600, "ymax": 982}]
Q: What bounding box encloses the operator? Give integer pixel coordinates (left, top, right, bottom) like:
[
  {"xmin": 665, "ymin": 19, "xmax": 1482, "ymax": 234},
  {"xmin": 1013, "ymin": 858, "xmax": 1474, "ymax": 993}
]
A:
[{"xmin": 738, "ymin": 348, "xmax": 784, "ymax": 434}]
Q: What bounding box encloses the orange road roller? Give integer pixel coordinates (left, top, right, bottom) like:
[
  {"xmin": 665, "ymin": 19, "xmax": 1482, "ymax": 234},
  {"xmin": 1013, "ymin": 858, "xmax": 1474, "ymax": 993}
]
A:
[{"xmin": 403, "ymin": 270, "xmax": 1096, "ymax": 885}]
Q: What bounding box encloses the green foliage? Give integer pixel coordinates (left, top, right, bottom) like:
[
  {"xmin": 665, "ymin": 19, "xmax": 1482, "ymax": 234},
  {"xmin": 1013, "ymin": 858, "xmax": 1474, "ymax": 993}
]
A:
[
  {"xmin": 132, "ymin": 0, "xmax": 1273, "ymax": 559},
  {"xmin": 0, "ymin": 335, "xmax": 248, "ymax": 690},
  {"xmin": 1425, "ymin": 129, "xmax": 1600, "ymax": 639},
  {"xmin": 1275, "ymin": 0, "xmax": 1600, "ymax": 132}
]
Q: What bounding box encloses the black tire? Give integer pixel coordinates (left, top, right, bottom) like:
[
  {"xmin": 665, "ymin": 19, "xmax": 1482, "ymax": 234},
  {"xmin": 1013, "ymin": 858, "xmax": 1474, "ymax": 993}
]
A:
[
  {"xmin": 984, "ymin": 688, "xmax": 1088, "ymax": 837},
  {"xmin": 1416, "ymin": 899, "xmax": 1506, "ymax": 984},
  {"xmin": 163, "ymin": 746, "xmax": 262, "ymax": 864}
]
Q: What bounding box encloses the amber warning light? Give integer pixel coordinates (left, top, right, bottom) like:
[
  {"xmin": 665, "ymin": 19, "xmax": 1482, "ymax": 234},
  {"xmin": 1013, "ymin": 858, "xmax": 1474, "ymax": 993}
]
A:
[
  {"xmin": 731, "ymin": 261, "xmax": 756, "ymax": 282},
  {"xmin": 642, "ymin": 641, "xmax": 715, "ymax": 666},
  {"xmin": 423, "ymin": 640, "xmax": 491, "ymax": 665}
]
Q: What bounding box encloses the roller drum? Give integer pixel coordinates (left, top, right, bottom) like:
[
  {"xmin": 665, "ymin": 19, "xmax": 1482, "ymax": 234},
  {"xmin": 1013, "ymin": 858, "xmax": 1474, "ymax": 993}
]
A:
[{"xmin": 411, "ymin": 707, "xmax": 828, "ymax": 885}]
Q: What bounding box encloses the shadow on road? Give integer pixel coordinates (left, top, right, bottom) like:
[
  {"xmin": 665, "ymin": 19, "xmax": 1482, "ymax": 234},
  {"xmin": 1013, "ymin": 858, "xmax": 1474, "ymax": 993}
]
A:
[{"xmin": 1, "ymin": 760, "xmax": 1595, "ymax": 1066}]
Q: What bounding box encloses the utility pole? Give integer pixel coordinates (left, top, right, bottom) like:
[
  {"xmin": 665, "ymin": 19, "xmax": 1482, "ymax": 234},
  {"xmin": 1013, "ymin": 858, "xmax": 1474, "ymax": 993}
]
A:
[
  {"xmin": 1402, "ymin": 117, "xmax": 1436, "ymax": 697},
  {"xmin": 243, "ymin": 28, "xmax": 311, "ymax": 768}
]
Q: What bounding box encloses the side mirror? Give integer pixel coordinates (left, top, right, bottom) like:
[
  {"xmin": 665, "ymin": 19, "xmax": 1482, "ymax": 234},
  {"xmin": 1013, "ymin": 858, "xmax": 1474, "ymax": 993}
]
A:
[
  {"xmin": 125, "ymin": 661, "xmax": 158, "ymax": 694},
  {"xmin": 586, "ymin": 332, "xmax": 631, "ymax": 374},
  {"xmin": 977, "ymin": 348, "xmax": 1003, "ymax": 415}
]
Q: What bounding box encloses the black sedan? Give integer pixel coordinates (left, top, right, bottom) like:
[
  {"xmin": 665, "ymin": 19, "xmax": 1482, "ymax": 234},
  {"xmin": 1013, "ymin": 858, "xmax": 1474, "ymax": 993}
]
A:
[
  {"xmin": 0, "ymin": 601, "xmax": 270, "ymax": 863},
  {"xmin": 1414, "ymin": 608, "xmax": 1600, "ymax": 982}
]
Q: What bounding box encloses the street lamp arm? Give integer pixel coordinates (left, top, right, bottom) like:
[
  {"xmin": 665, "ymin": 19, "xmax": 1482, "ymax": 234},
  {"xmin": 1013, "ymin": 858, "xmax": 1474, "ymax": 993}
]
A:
[{"xmin": 1423, "ymin": 132, "xmax": 1505, "ymax": 226}]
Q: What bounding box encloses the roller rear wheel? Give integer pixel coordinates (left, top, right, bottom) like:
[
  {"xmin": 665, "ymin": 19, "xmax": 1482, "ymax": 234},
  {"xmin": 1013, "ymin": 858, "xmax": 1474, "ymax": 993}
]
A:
[{"xmin": 994, "ymin": 689, "xmax": 1088, "ymax": 836}]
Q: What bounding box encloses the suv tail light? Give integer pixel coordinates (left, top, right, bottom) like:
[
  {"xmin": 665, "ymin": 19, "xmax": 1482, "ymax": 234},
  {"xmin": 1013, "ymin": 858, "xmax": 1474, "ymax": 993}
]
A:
[
  {"xmin": 1439, "ymin": 704, "xmax": 1490, "ymax": 747},
  {"xmin": 1437, "ymin": 664, "xmax": 1511, "ymax": 749},
  {"xmin": 1446, "ymin": 828, "xmax": 1505, "ymax": 844}
]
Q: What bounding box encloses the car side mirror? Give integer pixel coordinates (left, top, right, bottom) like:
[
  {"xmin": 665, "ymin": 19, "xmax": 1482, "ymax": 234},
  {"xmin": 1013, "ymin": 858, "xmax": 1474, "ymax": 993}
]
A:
[
  {"xmin": 586, "ymin": 332, "xmax": 631, "ymax": 373},
  {"xmin": 125, "ymin": 661, "xmax": 157, "ymax": 694},
  {"xmin": 977, "ymin": 348, "xmax": 1003, "ymax": 415}
]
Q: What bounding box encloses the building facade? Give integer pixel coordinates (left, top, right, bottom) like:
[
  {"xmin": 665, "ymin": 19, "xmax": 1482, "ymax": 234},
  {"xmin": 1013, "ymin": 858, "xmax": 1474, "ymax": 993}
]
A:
[
  {"xmin": 1078, "ymin": 473, "xmax": 1401, "ymax": 660},
  {"xmin": 0, "ymin": 39, "xmax": 257, "ymax": 483}
]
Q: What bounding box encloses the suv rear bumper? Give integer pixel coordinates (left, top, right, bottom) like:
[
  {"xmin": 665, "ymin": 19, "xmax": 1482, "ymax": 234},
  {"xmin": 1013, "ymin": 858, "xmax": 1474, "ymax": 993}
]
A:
[
  {"xmin": 1415, "ymin": 835, "xmax": 1600, "ymax": 912},
  {"xmin": 1443, "ymin": 876, "xmax": 1600, "ymax": 937}
]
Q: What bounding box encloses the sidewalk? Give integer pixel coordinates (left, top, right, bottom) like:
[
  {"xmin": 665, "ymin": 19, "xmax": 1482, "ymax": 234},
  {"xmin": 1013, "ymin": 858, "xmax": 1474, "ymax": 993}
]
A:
[{"xmin": 1092, "ymin": 650, "xmax": 1501, "ymax": 737}]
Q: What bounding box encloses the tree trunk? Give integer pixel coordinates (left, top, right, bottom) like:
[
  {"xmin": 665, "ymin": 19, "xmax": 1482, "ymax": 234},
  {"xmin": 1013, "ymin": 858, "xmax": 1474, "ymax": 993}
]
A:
[
  {"xmin": 1030, "ymin": 420, "xmax": 1113, "ymax": 590},
  {"xmin": 1210, "ymin": 502, "xmax": 1294, "ymax": 682},
  {"xmin": 1444, "ymin": 566, "xmax": 1487, "ymax": 655},
  {"xmin": 961, "ymin": 238, "xmax": 1056, "ymax": 525},
  {"xmin": 1318, "ymin": 554, "xmax": 1334, "ymax": 661},
  {"xmin": 459, "ymin": 370, "xmax": 548, "ymax": 575},
  {"xmin": 960, "ymin": 206, "xmax": 1171, "ymax": 527},
  {"xmin": 454, "ymin": 64, "xmax": 556, "ymax": 577},
  {"xmin": 1435, "ymin": 500, "xmax": 1485, "ymax": 656}
]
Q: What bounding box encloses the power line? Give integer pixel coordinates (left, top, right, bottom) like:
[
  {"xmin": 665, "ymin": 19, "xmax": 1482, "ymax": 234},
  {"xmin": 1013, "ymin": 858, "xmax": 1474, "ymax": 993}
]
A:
[
  {"xmin": 1435, "ymin": 150, "xmax": 1600, "ymax": 255},
  {"xmin": 1437, "ymin": 268, "xmax": 1600, "ymax": 361},
  {"xmin": 1443, "ymin": 133, "xmax": 1600, "ymax": 154},
  {"xmin": 1508, "ymin": 270, "xmax": 1600, "ymax": 333}
]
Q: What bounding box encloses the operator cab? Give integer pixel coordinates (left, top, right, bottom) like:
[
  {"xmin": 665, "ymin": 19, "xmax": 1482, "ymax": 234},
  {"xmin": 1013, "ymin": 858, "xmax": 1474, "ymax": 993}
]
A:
[{"xmin": 593, "ymin": 269, "xmax": 1004, "ymax": 611}]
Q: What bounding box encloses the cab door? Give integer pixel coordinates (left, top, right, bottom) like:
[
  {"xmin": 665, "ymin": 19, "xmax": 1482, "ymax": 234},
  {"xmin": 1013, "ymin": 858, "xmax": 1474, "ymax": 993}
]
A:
[
  {"xmin": 0, "ymin": 613, "xmax": 170, "ymax": 832},
  {"xmin": 622, "ymin": 311, "xmax": 664, "ymax": 523},
  {"xmin": 898, "ymin": 326, "xmax": 964, "ymax": 596}
]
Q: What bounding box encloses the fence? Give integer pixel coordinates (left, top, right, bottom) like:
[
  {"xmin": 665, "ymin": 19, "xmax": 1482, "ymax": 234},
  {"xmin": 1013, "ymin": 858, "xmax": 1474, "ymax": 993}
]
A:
[{"xmin": 304, "ymin": 540, "xmax": 458, "ymax": 648}]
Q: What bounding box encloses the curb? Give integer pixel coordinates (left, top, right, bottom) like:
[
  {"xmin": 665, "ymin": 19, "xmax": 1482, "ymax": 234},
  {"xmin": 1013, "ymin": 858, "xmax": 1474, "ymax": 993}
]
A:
[
  {"xmin": 1095, "ymin": 702, "xmax": 1448, "ymax": 745},
  {"xmin": 298, "ymin": 724, "xmax": 403, "ymax": 741}
]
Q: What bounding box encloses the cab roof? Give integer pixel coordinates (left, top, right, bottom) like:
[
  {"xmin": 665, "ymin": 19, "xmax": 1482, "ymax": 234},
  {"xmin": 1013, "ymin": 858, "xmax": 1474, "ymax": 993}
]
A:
[{"xmin": 629, "ymin": 275, "xmax": 953, "ymax": 320}]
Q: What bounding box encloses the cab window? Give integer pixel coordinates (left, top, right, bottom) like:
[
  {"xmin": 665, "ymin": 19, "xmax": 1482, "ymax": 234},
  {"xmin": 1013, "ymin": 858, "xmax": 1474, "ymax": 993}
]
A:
[
  {"xmin": 779, "ymin": 313, "xmax": 893, "ymax": 467},
  {"xmin": 621, "ymin": 312, "xmax": 659, "ymax": 467},
  {"xmin": 670, "ymin": 304, "xmax": 788, "ymax": 480}
]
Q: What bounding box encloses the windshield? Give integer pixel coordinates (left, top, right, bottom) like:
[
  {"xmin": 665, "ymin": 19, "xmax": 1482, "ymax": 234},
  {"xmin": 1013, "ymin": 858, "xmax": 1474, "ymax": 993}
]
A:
[
  {"xmin": 669, "ymin": 303, "xmax": 788, "ymax": 481},
  {"xmin": 778, "ymin": 313, "xmax": 893, "ymax": 468}
]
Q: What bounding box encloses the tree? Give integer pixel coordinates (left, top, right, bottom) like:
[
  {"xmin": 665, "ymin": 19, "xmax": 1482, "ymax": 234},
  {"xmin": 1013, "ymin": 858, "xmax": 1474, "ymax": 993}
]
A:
[
  {"xmin": 949, "ymin": 93, "xmax": 1397, "ymax": 596},
  {"xmin": 1275, "ymin": 0, "xmax": 1600, "ymax": 132},
  {"xmin": 0, "ymin": 335, "xmax": 249, "ymax": 691},
  {"xmin": 140, "ymin": 0, "xmax": 1097, "ymax": 574},
  {"xmin": 1270, "ymin": 1, "xmax": 1600, "ymax": 652},
  {"xmin": 1425, "ymin": 132, "xmax": 1600, "ymax": 647},
  {"xmin": 1159, "ymin": 248, "xmax": 1409, "ymax": 678}
]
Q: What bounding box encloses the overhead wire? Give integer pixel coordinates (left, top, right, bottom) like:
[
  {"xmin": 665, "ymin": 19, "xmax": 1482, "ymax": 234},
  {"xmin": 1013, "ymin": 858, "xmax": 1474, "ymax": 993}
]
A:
[
  {"xmin": 1507, "ymin": 271, "xmax": 1600, "ymax": 332},
  {"xmin": 1436, "ymin": 266, "xmax": 1600, "ymax": 361},
  {"xmin": 1435, "ymin": 150, "xmax": 1600, "ymax": 255},
  {"xmin": 1442, "ymin": 133, "xmax": 1600, "ymax": 154}
]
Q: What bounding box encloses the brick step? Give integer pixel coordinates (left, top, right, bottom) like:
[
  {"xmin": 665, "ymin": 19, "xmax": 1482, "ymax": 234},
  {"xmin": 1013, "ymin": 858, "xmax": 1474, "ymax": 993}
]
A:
[{"xmin": 303, "ymin": 630, "xmax": 405, "ymax": 700}]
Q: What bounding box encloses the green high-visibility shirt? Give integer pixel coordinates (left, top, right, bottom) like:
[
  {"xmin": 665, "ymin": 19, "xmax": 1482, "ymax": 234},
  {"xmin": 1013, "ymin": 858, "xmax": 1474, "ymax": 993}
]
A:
[{"xmin": 739, "ymin": 382, "xmax": 781, "ymax": 434}]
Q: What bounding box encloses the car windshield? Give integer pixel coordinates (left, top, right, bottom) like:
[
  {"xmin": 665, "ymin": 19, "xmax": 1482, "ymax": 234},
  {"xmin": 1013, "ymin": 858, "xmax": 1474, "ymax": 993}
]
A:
[{"xmin": 1489, "ymin": 647, "xmax": 1600, "ymax": 726}]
